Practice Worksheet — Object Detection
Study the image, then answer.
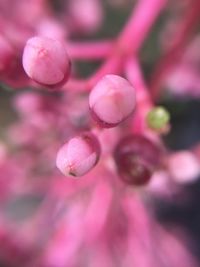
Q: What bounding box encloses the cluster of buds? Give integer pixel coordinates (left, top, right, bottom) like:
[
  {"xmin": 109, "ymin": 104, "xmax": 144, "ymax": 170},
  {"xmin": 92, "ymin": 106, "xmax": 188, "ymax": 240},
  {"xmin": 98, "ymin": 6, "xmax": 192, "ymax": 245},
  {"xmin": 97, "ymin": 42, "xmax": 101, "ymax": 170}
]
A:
[{"xmin": 0, "ymin": 0, "xmax": 200, "ymax": 267}]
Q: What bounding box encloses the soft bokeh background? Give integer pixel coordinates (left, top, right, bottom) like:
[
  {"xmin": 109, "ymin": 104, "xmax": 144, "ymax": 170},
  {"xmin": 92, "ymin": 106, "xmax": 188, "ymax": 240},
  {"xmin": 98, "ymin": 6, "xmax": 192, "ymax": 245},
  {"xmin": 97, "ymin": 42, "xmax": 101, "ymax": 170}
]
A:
[{"xmin": 0, "ymin": 0, "xmax": 200, "ymax": 265}]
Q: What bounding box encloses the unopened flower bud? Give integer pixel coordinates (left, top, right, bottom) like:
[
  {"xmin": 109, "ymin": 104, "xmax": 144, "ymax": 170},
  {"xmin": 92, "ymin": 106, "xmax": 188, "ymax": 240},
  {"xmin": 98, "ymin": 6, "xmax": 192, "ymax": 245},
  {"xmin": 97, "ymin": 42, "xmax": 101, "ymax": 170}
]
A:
[
  {"xmin": 146, "ymin": 106, "xmax": 170, "ymax": 131},
  {"xmin": 13, "ymin": 92, "xmax": 43, "ymax": 116},
  {"xmin": 68, "ymin": 0, "xmax": 103, "ymax": 34},
  {"xmin": 89, "ymin": 75, "xmax": 136, "ymax": 128},
  {"xmin": 168, "ymin": 151, "xmax": 200, "ymax": 184},
  {"xmin": 22, "ymin": 36, "xmax": 71, "ymax": 87},
  {"xmin": 114, "ymin": 135, "xmax": 162, "ymax": 185},
  {"xmin": 56, "ymin": 132, "xmax": 101, "ymax": 177}
]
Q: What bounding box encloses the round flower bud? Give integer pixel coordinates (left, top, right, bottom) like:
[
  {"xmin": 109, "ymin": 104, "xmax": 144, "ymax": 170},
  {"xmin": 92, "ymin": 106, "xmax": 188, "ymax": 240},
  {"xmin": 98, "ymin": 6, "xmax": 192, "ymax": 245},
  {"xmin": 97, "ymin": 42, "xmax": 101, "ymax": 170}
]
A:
[
  {"xmin": 13, "ymin": 92, "xmax": 43, "ymax": 116},
  {"xmin": 89, "ymin": 75, "xmax": 136, "ymax": 128},
  {"xmin": 56, "ymin": 132, "xmax": 101, "ymax": 177},
  {"xmin": 167, "ymin": 151, "xmax": 200, "ymax": 184},
  {"xmin": 146, "ymin": 106, "xmax": 170, "ymax": 131},
  {"xmin": 114, "ymin": 135, "xmax": 162, "ymax": 186},
  {"xmin": 22, "ymin": 36, "xmax": 71, "ymax": 87}
]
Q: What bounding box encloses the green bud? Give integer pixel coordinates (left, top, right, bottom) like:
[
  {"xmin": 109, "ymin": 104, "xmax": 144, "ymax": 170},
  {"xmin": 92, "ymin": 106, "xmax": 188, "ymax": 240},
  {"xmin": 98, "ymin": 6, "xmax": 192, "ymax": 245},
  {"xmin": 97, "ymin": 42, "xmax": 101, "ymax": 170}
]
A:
[{"xmin": 146, "ymin": 106, "xmax": 170, "ymax": 130}]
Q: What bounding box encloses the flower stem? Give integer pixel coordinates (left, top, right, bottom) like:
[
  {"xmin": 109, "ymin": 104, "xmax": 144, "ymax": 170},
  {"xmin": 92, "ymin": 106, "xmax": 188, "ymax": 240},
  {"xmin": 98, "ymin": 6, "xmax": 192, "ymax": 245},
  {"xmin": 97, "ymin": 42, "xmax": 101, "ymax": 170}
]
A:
[
  {"xmin": 118, "ymin": 0, "xmax": 168, "ymax": 54},
  {"xmin": 63, "ymin": 0, "xmax": 168, "ymax": 92},
  {"xmin": 151, "ymin": 0, "xmax": 200, "ymax": 101},
  {"xmin": 66, "ymin": 40, "xmax": 113, "ymax": 60},
  {"xmin": 90, "ymin": 0, "xmax": 168, "ymax": 86}
]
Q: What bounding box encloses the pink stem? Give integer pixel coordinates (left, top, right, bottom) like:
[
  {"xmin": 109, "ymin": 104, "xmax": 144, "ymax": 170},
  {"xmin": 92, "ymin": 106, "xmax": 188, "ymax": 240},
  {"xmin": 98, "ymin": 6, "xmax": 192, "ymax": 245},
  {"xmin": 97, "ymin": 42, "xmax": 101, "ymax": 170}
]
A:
[
  {"xmin": 123, "ymin": 193, "xmax": 160, "ymax": 267},
  {"xmin": 91, "ymin": 0, "xmax": 168, "ymax": 83},
  {"xmin": 125, "ymin": 58, "xmax": 153, "ymax": 134},
  {"xmin": 125, "ymin": 58, "xmax": 153, "ymax": 105},
  {"xmin": 151, "ymin": 0, "xmax": 200, "ymax": 101},
  {"xmin": 118, "ymin": 0, "xmax": 168, "ymax": 54},
  {"xmin": 89, "ymin": 54, "xmax": 124, "ymax": 84},
  {"xmin": 62, "ymin": 78, "xmax": 90, "ymax": 91},
  {"xmin": 63, "ymin": 0, "xmax": 168, "ymax": 92},
  {"xmin": 66, "ymin": 40, "xmax": 113, "ymax": 60},
  {"xmin": 126, "ymin": 58, "xmax": 167, "ymax": 149}
]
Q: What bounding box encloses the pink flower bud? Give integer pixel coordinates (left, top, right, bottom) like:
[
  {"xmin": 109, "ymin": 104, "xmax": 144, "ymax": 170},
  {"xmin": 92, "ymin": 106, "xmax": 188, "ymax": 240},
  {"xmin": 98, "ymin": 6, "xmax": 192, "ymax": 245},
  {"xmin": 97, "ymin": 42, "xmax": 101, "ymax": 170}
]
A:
[
  {"xmin": 56, "ymin": 132, "xmax": 101, "ymax": 177},
  {"xmin": 22, "ymin": 36, "xmax": 71, "ymax": 87},
  {"xmin": 13, "ymin": 92, "xmax": 43, "ymax": 116},
  {"xmin": 114, "ymin": 135, "xmax": 162, "ymax": 186},
  {"xmin": 89, "ymin": 75, "xmax": 136, "ymax": 128},
  {"xmin": 167, "ymin": 151, "xmax": 200, "ymax": 184},
  {"xmin": 68, "ymin": 0, "xmax": 103, "ymax": 34}
]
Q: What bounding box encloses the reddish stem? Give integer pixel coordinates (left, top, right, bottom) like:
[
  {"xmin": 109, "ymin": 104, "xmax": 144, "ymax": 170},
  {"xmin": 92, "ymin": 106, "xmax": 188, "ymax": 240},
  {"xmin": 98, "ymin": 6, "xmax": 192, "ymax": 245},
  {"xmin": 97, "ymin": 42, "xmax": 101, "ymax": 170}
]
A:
[
  {"xmin": 125, "ymin": 58, "xmax": 153, "ymax": 133},
  {"xmin": 91, "ymin": 0, "xmax": 168, "ymax": 83},
  {"xmin": 63, "ymin": 0, "xmax": 168, "ymax": 92},
  {"xmin": 118, "ymin": 0, "xmax": 167, "ymax": 54},
  {"xmin": 151, "ymin": 0, "xmax": 200, "ymax": 101},
  {"xmin": 66, "ymin": 40, "xmax": 113, "ymax": 60}
]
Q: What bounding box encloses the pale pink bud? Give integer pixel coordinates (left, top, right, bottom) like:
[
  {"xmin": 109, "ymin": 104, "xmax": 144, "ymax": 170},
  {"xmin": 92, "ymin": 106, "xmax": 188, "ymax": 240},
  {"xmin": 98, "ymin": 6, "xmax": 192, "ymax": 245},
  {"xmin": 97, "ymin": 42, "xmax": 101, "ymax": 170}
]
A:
[
  {"xmin": 22, "ymin": 36, "xmax": 71, "ymax": 87},
  {"xmin": 13, "ymin": 92, "xmax": 43, "ymax": 116},
  {"xmin": 89, "ymin": 75, "xmax": 136, "ymax": 128},
  {"xmin": 147, "ymin": 171, "xmax": 173, "ymax": 197},
  {"xmin": 168, "ymin": 151, "xmax": 200, "ymax": 184},
  {"xmin": 68, "ymin": 0, "xmax": 103, "ymax": 34},
  {"xmin": 56, "ymin": 132, "xmax": 101, "ymax": 177}
]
